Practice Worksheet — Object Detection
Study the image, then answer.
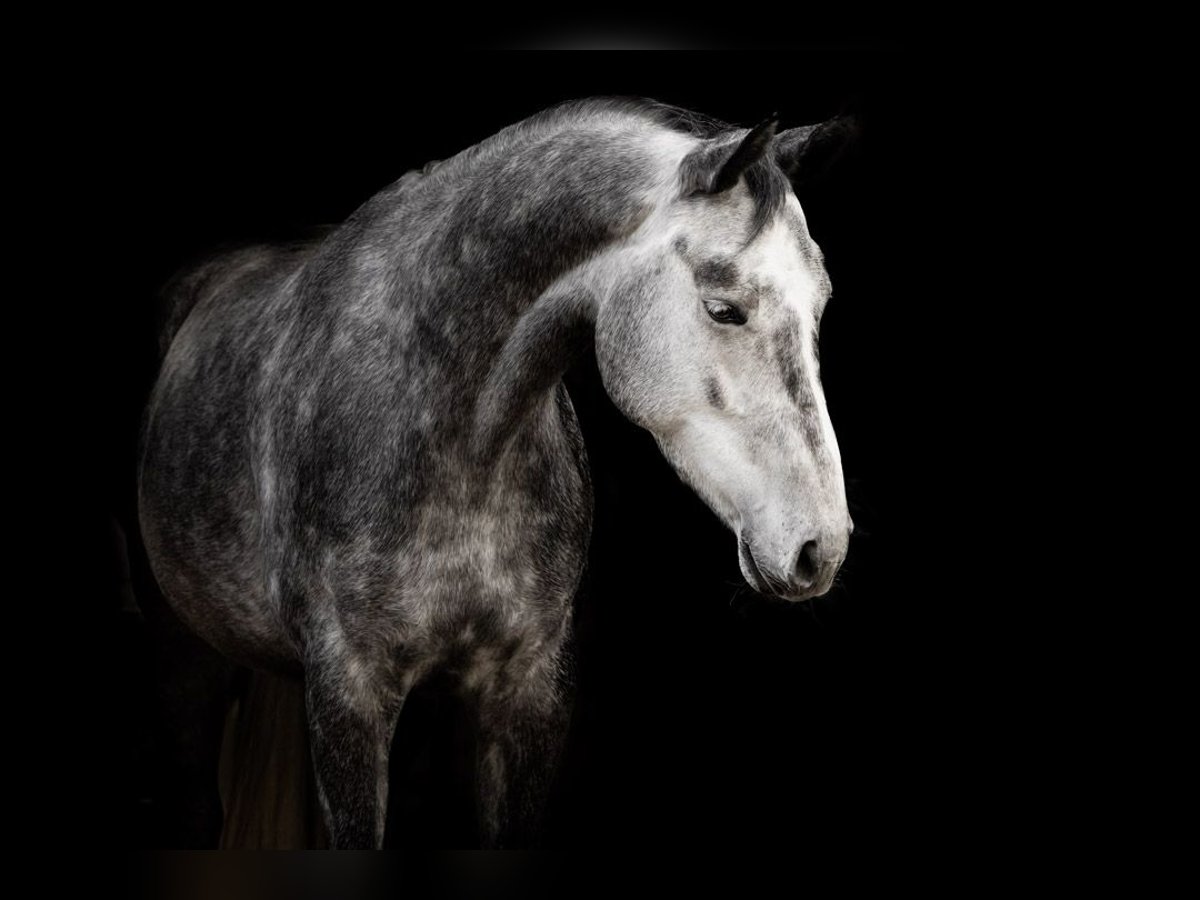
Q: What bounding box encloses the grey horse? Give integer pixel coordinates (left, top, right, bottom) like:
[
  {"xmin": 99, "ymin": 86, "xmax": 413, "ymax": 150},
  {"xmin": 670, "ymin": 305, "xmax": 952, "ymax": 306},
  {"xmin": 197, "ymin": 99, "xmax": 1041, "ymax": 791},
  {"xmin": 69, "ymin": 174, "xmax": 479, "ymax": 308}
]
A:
[{"xmin": 137, "ymin": 97, "xmax": 855, "ymax": 848}]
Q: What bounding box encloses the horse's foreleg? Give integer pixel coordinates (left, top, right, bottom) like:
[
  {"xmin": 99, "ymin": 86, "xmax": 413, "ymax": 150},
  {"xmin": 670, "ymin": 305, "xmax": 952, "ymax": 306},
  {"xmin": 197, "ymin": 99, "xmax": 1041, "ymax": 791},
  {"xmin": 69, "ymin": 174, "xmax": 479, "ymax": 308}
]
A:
[
  {"xmin": 304, "ymin": 661, "xmax": 406, "ymax": 849},
  {"xmin": 474, "ymin": 660, "xmax": 572, "ymax": 848}
]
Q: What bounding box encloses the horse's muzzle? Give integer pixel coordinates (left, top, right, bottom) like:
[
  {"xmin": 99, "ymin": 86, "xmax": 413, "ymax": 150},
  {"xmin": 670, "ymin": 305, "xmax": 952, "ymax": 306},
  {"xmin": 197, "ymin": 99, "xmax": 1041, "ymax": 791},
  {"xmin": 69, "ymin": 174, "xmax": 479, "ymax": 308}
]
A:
[{"xmin": 737, "ymin": 530, "xmax": 848, "ymax": 601}]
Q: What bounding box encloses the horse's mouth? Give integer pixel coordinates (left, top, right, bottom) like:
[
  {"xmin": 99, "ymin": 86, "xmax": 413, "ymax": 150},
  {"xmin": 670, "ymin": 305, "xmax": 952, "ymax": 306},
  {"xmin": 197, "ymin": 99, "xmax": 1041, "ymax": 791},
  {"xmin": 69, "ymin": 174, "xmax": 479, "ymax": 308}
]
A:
[{"xmin": 738, "ymin": 537, "xmax": 777, "ymax": 596}]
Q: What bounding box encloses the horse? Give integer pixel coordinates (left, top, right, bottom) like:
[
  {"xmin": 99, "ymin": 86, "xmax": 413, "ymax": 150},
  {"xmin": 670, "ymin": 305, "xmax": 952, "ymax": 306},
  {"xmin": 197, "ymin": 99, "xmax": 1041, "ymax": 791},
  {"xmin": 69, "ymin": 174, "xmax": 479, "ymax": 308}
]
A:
[{"xmin": 136, "ymin": 97, "xmax": 856, "ymax": 848}]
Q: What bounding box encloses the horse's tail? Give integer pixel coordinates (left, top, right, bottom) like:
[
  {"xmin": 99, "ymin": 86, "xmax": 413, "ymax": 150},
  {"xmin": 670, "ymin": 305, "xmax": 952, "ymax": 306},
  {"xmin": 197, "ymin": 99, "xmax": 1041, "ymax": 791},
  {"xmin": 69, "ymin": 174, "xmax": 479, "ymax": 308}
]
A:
[{"xmin": 218, "ymin": 670, "xmax": 328, "ymax": 848}]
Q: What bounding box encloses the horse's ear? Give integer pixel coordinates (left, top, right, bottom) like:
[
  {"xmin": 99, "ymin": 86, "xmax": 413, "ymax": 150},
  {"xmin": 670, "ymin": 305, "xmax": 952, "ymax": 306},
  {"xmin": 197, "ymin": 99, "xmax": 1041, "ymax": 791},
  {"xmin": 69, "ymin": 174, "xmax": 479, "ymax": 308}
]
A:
[
  {"xmin": 775, "ymin": 115, "xmax": 859, "ymax": 191},
  {"xmin": 681, "ymin": 115, "xmax": 778, "ymax": 196}
]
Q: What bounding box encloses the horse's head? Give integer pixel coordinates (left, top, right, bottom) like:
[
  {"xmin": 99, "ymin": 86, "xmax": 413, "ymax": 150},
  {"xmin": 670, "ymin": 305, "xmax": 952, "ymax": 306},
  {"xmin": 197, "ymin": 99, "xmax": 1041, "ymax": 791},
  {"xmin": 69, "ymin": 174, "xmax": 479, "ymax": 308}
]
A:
[{"xmin": 594, "ymin": 115, "xmax": 855, "ymax": 601}]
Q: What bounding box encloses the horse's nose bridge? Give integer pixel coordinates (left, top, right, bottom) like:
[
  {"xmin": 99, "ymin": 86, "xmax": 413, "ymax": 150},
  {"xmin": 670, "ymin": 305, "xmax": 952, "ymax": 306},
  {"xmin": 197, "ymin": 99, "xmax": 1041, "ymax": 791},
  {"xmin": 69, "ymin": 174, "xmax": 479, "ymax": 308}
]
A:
[
  {"xmin": 787, "ymin": 393, "xmax": 847, "ymax": 506},
  {"xmin": 752, "ymin": 449, "xmax": 848, "ymax": 546}
]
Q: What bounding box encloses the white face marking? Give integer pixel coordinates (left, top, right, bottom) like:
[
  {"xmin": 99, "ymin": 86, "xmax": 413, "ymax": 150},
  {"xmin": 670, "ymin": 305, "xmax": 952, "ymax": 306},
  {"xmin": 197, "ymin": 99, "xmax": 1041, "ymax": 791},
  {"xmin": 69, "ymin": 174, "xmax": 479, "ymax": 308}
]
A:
[{"xmin": 593, "ymin": 158, "xmax": 850, "ymax": 600}]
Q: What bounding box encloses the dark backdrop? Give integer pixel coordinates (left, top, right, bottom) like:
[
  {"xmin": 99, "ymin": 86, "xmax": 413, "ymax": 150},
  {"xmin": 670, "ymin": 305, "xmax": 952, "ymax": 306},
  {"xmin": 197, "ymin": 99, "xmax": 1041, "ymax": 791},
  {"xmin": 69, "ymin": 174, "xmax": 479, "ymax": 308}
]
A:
[{"xmin": 65, "ymin": 48, "xmax": 1009, "ymax": 847}]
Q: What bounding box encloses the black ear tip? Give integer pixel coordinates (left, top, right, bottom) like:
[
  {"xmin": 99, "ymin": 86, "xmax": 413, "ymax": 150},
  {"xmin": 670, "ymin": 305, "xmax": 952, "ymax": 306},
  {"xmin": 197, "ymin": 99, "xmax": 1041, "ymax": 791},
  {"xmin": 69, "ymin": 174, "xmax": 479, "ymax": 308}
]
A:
[
  {"xmin": 808, "ymin": 114, "xmax": 862, "ymax": 152},
  {"xmin": 829, "ymin": 113, "xmax": 861, "ymax": 137},
  {"xmin": 774, "ymin": 112, "xmax": 862, "ymax": 187}
]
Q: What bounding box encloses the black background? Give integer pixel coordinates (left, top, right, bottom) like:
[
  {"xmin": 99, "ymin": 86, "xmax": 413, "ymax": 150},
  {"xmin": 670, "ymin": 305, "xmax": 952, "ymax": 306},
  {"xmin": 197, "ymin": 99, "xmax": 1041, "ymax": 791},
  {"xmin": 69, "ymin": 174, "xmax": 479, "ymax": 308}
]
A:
[{"xmin": 62, "ymin": 47, "xmax": 1024, "ymax": 847}]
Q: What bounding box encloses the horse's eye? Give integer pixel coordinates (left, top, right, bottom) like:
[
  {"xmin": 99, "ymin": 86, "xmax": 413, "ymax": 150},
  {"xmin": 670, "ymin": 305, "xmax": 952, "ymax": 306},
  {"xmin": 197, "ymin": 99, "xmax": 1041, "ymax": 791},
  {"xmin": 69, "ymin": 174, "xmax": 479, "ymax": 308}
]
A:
[{"xmin": 704, "ymin": 301, "xmax": 747, "ymax": 326}]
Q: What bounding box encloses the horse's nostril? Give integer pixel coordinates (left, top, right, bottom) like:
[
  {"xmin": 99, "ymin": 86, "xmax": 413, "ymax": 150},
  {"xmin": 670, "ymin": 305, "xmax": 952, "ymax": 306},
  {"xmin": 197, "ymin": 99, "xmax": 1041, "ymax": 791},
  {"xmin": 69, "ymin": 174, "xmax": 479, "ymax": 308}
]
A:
[{"xmin": 794, "ymin": 540, "xmax": 819, "ymax": 587}]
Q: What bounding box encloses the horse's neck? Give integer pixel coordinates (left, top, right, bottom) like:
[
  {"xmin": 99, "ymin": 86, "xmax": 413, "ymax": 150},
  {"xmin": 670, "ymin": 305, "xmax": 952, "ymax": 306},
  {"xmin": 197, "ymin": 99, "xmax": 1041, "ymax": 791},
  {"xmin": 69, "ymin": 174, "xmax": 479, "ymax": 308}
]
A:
[
  {"xmin": 469, "ymin": 269, "xmax": 599, "ymax": 461},
  {"xmin": 357, "ymin": 116, "xmax": 678, "ymax": 457},
  {"xmin": 407, "ymin": 117, "xmax": 662, "ymax": 312}
]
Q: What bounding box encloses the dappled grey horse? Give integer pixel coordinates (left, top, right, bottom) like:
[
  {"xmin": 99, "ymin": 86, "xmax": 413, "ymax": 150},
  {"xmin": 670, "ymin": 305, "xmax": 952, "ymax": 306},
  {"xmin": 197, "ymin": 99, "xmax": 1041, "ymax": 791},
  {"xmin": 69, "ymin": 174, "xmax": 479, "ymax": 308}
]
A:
[{"xmin": 138, "ymin": 98, "xmax": 855, "ymax": 848}]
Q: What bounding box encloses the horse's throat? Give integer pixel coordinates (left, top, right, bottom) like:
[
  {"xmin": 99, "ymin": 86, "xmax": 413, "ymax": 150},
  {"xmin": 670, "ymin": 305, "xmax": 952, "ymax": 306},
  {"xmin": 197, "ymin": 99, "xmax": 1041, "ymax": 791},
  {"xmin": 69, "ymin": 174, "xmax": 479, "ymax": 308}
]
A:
[{"xmin": 469, "ymin": 281, "xmax": 596, "ymax": 463}]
